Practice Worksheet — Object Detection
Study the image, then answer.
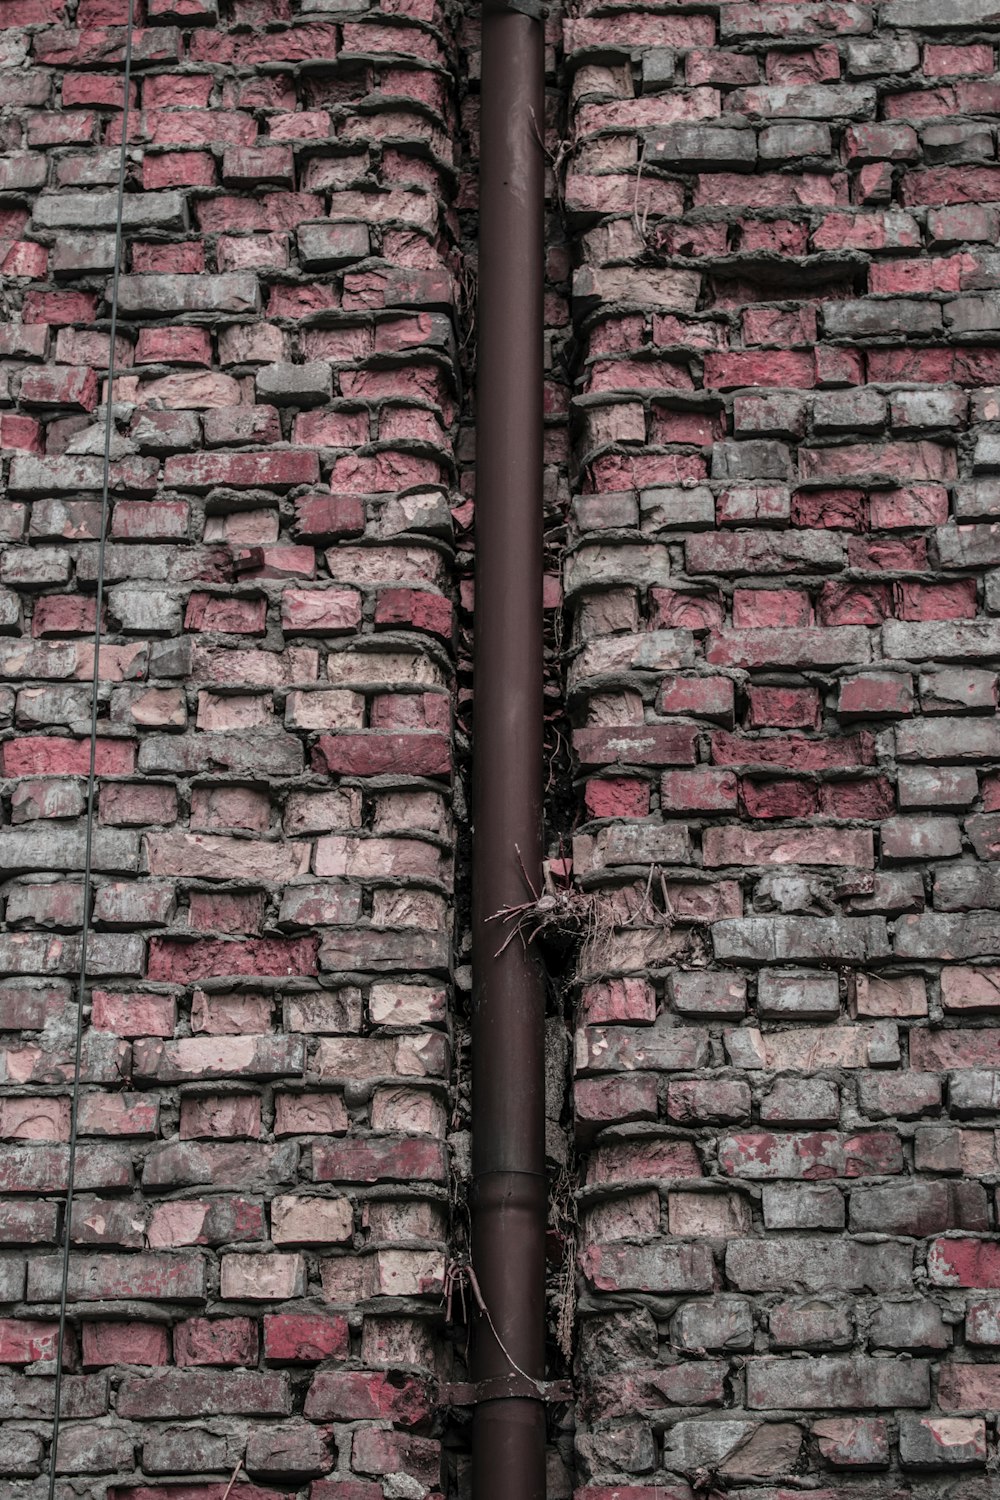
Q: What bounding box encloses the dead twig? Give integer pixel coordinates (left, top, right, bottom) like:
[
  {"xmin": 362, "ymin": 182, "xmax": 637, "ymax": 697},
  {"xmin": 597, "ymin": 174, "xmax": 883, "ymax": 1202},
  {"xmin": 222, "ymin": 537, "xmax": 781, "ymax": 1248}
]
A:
[
  {"xmin": 529, "ymin": 106, "xmax": 575, "ymax": 218},
  {"xmin": 221, "ymin": 1461, "xmax": 244, "ymax": 1500},
  {"xmin": 632, "ymin": 142, "xmax": 650, "ymax": 247},
  {"xmin": 457, "ymin": 257, "xmax": 478, "ymax": 353}
]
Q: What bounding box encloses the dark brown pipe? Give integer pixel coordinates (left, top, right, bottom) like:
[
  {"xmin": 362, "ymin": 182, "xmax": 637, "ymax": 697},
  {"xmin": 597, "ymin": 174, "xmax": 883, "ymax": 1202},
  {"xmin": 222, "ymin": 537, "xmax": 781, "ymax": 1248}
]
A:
[{"xmin": 470, "ymin": 1, "xmax": 547, "ymax": 1497}]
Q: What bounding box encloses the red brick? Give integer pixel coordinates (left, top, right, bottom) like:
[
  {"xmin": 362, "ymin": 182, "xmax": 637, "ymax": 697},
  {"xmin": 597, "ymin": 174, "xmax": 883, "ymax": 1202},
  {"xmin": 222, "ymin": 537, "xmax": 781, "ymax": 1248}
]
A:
[
  {"xmin": 740, "ymin": 780, "xmax": 818, "ymax": 820},
  {"xmin": 748, "ymin": 686, "xmax": 820, "ymax": 729},
  {"xmin": 2, "ymin": 738, "xmax": 136, "ymax": 777},
  {"xmin": 374, "ymin": 589, "xmax": 452, "ymax": 640},
  {"xmin": 174, "ymin": 1317, "xmax": 259, "ymax": 1367},
  {"xmin": 263, "ymin": 1313, "xmax": 349, "ymax": 1363},
  {"xmin": 733, "ymin": 589, "xmax": 812, "ymax": 629},
  {"xmin": 164, "ymin": 452, "xmax": 319, "ymax": 490},
  {"xmin": 704, "ymin": 351, "xmax": 816, "ymax": 391},
  {"xmin": 713, "ymin": 732, "xmax": 875, "ymax": 772},
  {"xmin": 147, "ymin": 937, "xmax": 318, "ymax": 983},
  {"xmin": 305, "ymin": 1370, "xmax": 431, "ymax": 1424},
  {"xmin": 311, "ymin": 733, "xmax": 450, "ymax": 778},
  {"xmin": 584, "ymin": 777, "xmax": 651, "ymax": 819},
  {"xmin": 0, "ymin": 1318, "xmax": 66, "ymax": 1365}
]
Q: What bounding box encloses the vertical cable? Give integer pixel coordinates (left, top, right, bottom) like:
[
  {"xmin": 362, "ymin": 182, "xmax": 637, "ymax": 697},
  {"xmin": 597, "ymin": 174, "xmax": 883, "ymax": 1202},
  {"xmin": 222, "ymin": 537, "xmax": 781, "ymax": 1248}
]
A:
[{"xmin": 45, "ymin": 3, "xmax": 135, "ymax": 1492}]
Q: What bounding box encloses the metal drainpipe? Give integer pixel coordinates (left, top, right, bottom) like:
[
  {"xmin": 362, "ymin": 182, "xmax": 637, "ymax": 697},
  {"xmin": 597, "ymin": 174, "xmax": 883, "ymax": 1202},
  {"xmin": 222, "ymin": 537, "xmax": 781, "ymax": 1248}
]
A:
[{"xmin": 470, "ymin": 0, "xmax": 547, "ymax": 1497}]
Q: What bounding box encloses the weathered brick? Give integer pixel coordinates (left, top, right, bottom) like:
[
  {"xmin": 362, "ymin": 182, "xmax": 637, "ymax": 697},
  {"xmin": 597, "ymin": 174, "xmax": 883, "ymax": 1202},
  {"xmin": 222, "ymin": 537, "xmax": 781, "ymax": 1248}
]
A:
[
  {"xmin": 747, "ymin": 1356, "xmax": 929, "ymax": 1410},
  {"xmin": 727, "ymin": 1238, "xmax": 912, "ymax": 1292}
]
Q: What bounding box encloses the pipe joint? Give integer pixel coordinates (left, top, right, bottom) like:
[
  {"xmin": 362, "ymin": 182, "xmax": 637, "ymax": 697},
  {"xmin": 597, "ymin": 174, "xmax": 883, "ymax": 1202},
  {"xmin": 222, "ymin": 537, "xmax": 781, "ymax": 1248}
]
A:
[{"xmin": 483, "ymin": 0, "xmax": 545, "ymax": 20}]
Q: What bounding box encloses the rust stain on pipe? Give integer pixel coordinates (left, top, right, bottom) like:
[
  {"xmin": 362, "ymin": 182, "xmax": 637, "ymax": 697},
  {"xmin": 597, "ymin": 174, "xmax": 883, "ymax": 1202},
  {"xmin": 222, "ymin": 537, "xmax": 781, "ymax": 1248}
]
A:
[{"xmin": 470, "ymin": 0, "xmax": 548, "ymax": 1497}]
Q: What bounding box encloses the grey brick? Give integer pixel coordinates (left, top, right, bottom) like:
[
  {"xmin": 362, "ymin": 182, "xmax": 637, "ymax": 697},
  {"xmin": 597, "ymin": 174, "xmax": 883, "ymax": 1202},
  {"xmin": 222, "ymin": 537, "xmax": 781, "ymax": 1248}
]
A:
[
  {"xmin": 255, "ymin": 361, "xmax": 333, "ymax": 406},
  {"xmin": 759, "ymin": 122, "xmax": 831, "ymax": 160},
  {"xmin": 948, "ymin": 1070, "xmax": 1000, "ymax": 1113},
  {"xmin": 823, "ymin": 299, "xmax": 941, "ymax": 338},
  {"xmin": 662, "ymin": 1419, "xmax": 801, "ymax": 1478},
  {"xmin": 895, "ymin": 912, "xmax": 1000, "ymax": 959},
  {"xmin": 573, "ymin": 264, "xmax": 701, "ymax": 313},
  {"xmin": 639, "ymin": 485, "xmax": 715, "ymax": 530},
  {"xmin": 730, "ymin": 84, "xmax": 877, "ymax": 120},
  {"xmin": 116, "ymin": 273, "xmax": 259, "ymax": 316},
  {"xmin": 297, "ymin": 221, "xmax": 370, "ymax": 268},
  {"xmin": 645, "ymin": 126, "xmax": 756, "ymax": 170},
  {"xmin": 870, "ymin": 1299, "xmax": 950, "ymax": 1351},
  {"xmin": 761, "ymin": 1186, "xmax": 845, "ymax": 1232},
  {"xmin": 33, "ymin": 190, "xmax": 187, "ymax": 231},
  {"xmin": 727, "ymin": 1237, "xmax": 912, "ymax": 1292},
  {"xmin": 137, "ymin": 732, "xmax": 303, "ymax": 777},
  {"xmin": 899, "ymin": 1414, "xmax": 986, "ymax": 1468},
  {"xmin": 711, "ymin": 440, "xmax": 791, "ymax": 482},
  {"xmin": 0, "ymin": 826, "xmax": 139, "ymax": 875},
  {"xmin": 884, "ymin": 620, "xmax": 1000, "ymax": 663},
  {"xmin": 940, "ymin": 526, "xmax": 1000, "ymax": 568},
  {"xmin": 107, "ymin": 586, "xmax": 183, "ymax": 636},
  {"xmin": 746, "ymin": 1356, "xmax": 929, "ymax": 1410},
  {"xmin": 954, "ymin": 480, "xmax": 1000, "ymax": 518},
  {"xmin": 686, "ymin": 531, "xmax": 845, "ymax": 575},
  {"xmin": 712, "ymin": 916, "xmax": 890, "ymax": 964},
  {"xmin": 882, "ymin": 0, "xmax": 1000, "ymax": 26},
  {"xmin": 847, "ymin": 37, "xmax": 920, "ymax": 75},
  {"xmin": 757, "ymin": 970, "xmax": 840, "ymax": 1020},
  {"xmin": 672, "ymin": 1296, "xmax": 754, "ymax": 1351}
]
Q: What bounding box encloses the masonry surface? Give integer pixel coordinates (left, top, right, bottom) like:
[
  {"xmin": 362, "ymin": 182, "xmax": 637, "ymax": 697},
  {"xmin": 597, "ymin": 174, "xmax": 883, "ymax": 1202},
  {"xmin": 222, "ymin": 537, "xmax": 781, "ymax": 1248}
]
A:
[{"xmin": 1, "ymin": 0, "xmax": 1000, "ymax": 1495}]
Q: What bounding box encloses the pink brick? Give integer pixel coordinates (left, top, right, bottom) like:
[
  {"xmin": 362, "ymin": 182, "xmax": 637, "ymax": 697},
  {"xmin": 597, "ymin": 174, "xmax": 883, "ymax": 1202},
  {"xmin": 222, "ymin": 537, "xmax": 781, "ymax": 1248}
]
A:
[
  {"xmin": 896, "ymin": 580, "xmax": 977, "ymax": 621},
  {"xmin": 135, "ymin": 326, "xmax": 212, "ymax": 365},
  {"xmin": 132, "ymin": 241, "xmax": 207, "ymax": 273},
  {"xmin": 281, "ymin": 589, "xmax": 362, "ymax": 635},
  {"xmin": 312, "ymin": 733, "xmax": 450, "ymax": 778},
  {"xmin": 740, "ymin": 779, "xmax": 818, "ymax": 820},
  {"xmin": 91, "ymin": 992, "xmax": 177, "ymax": 1038},
  {"xmin": 923, "ymin": 44, "xmax": 994, "ymax": 77},
  {"xmin": 661, "ymin": 769, "xmax": 738, "ymax": 813},
  {"xmin": 838, "ymin": 675, "xmax": 914, "ymax": 720},
  {"xmin": 0, "ymin": 1318, "xmax": 67, "ymax": 1364},
  {"xmin": 928, "ymin": 1239, "xmax": 1000, "ymax": 1289},
  {"xmin": 147, "ymin": 937, "xmax": 318, "ymax": 983},
  {"xmin": 733, "ymin": 589, "xmax": 812, "ymax": 629},
  {"xmin": 3, "ymin": 738, "xmax": 136, "ymax": 777},
  {"xmin": 100, "ymin": 783, "xmax": 178, "ymax": 827},
  {"xmin": 81, "ymin": 1322, "xmax": 170, "ymax": 1368}
]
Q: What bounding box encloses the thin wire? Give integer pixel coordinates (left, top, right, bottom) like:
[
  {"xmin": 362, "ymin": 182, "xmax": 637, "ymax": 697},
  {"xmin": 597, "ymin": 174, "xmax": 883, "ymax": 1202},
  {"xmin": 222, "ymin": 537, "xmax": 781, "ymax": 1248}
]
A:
[
  {"xmin": 443, "ymin": 1258, "xmax": 547, "ymax": 1395},
  {"xmin": 46, "ymin": 2, "xmax": 135, "ymax": 1492}
]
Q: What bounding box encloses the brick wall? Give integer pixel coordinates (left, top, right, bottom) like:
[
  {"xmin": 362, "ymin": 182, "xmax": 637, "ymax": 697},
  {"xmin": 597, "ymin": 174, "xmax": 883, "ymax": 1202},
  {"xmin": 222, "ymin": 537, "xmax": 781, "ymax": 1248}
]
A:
[
  {"xmin": 3, "ymin": 0, "xmax": 1000, "ymax": 1496},
  {"xmin": 0, "ymin": 0, "xmax": 459, "ymax": 1493},
  {"xmin": 565, "ymin": 2, "xmax": 1000, "ymax": 1496}
]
